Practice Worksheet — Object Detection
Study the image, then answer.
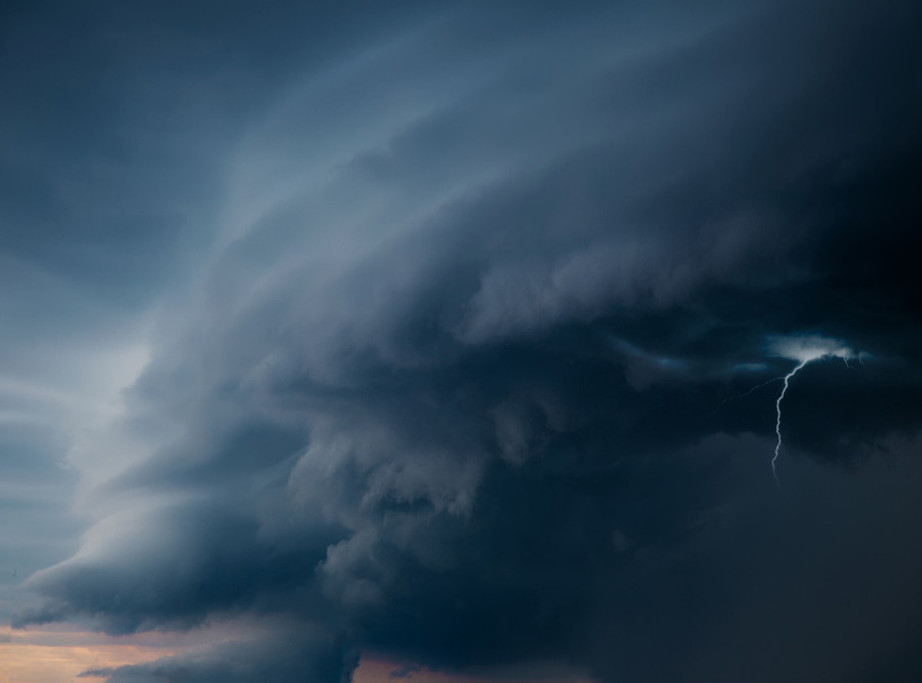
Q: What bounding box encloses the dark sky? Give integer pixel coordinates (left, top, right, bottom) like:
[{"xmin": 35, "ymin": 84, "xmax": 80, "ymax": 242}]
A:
[{"xmin": 2, "ymin": 1, "xmax": 922, "ymax": 681}]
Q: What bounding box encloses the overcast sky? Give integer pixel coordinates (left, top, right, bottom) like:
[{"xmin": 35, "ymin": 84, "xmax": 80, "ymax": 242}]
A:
[{"xmin": 2, "ymin": 1, "xmax": 922, "ymax": 681}]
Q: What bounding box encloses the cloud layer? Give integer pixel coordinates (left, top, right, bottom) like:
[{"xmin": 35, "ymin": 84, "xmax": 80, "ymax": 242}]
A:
[{"xmin": 4, "ymin": 0, "xmax": 922, "ymax": 681}]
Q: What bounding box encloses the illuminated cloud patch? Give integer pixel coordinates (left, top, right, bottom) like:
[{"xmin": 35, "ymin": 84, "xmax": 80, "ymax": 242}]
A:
[{"xmin": 769, "ymin": 335, "xmax": 856, "ymax": 365}]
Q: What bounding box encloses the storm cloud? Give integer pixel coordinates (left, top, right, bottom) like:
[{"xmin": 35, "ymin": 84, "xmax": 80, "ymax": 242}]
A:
[{"xmin": 4, "ymin": 0, "xmax": 922, "ymax": 681}]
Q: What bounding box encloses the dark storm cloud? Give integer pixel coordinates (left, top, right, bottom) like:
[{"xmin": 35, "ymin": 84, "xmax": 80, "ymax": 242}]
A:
[{"xmin": 7, "ymin": 0, "xmax": 922, "ymax": 682}]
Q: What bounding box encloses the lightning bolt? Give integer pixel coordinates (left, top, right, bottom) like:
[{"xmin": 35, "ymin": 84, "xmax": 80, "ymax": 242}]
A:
[
  {"xmin": 771, "ymin": 359, "xmax": 810, "ymax": 484},
  {"xmin": 711, "ymin": 376, "xmax": 783, "ymax": 416},
  {"xmin": 715, "ymin": 335, "xmax": 858, "ymax": 484},
  {"xmin": 770, "ymin": 349, "xmax": 855, "ymax": 484}
]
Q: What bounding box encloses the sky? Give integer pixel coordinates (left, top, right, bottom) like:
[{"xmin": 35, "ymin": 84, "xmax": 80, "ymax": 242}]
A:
[{"xmin": 1, "ymin": 1, "xmax": 921, "ymax": 681}]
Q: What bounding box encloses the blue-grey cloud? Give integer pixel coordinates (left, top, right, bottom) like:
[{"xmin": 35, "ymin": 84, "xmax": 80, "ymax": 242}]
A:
[{"xmin": 3, "ymin": 0, "xmax": 922, "ymax": 682}]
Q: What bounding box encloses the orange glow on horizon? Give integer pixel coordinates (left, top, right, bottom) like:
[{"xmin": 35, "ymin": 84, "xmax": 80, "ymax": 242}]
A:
[
  {"xmin": 0, "ymin": 628, "xmax": 598, "ymax": 683},
  {"xmin": 0, "ymin": 627, "xmax": 178, "ymax": 683},
  {"xmin": 352, "ymin": 653, "xmax": 599, "ymax": 683}
]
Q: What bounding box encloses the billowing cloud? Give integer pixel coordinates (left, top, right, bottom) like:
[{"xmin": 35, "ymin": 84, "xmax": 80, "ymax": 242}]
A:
[{"xmin": 3, "ymin": 0, "xmax": 922, "ymax": 682}]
